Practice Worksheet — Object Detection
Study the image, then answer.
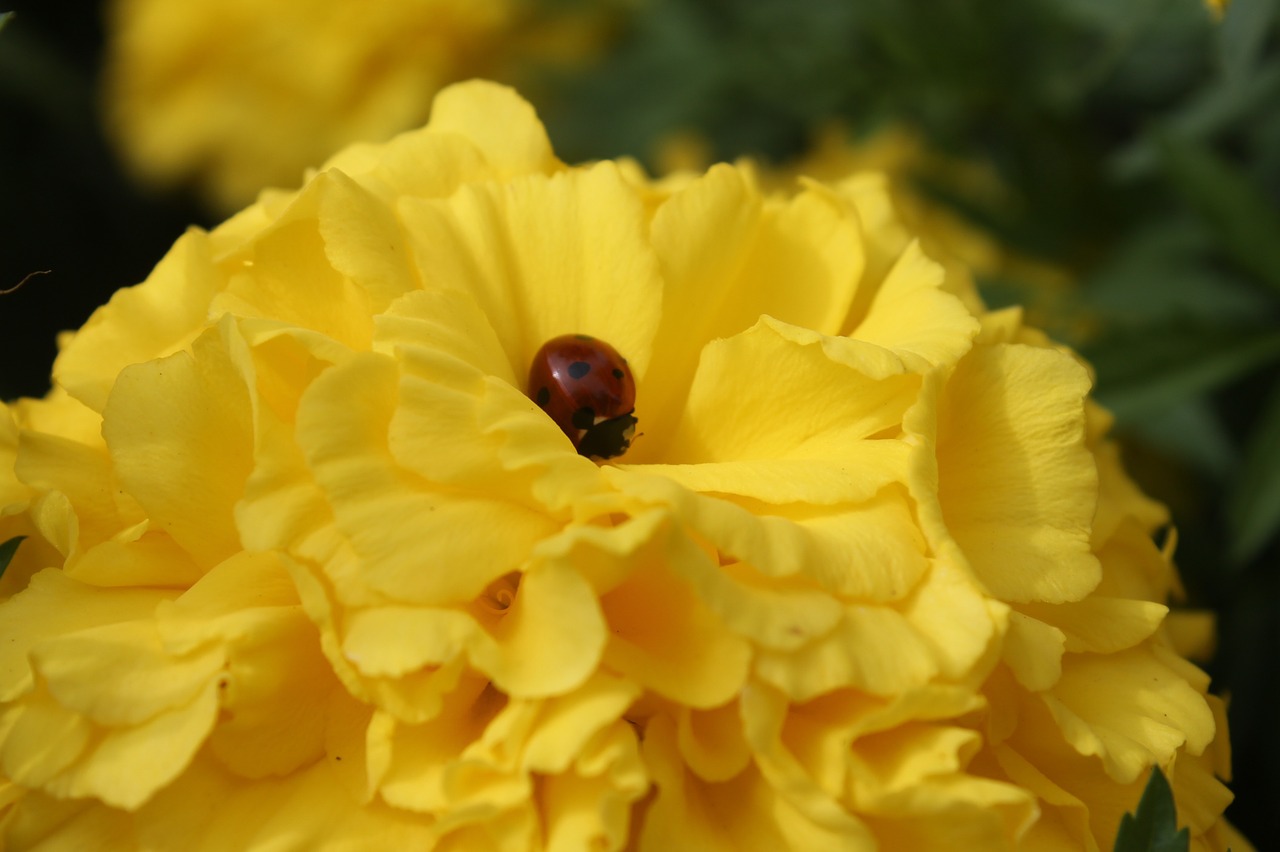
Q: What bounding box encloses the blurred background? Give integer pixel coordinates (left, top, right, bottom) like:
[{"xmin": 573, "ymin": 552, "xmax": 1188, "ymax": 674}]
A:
[{"xmin": 1, "ymin": 0, "xmax": 1277, "ymax": 841}]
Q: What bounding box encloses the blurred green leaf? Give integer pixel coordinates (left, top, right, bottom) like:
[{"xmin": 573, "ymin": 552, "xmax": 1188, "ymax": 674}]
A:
[
  {"xmin": 0, "ymin": 13, "xmax": 11, "ymax": 33},
  {"xmin": 1089, "ymin": 325, "xmax": 1280, "ymax": 420},
  {"xmin": 1080, "ymin": 218, "xmax": 1274, "ymax": 327},
  {"xmin": 1124, "ymin": 396, "xmax": 1237, "ymax": 478},
  {"xmin": 1113, "ymin": 766, "xmax": 1190, "ymax": 852},
  {"xmin": 1111, "ymin": 63, "xmax": 1280, "ymax": 179},
  {"xmin": 1219, "ymin": 0, "xmax": 1277, "ymax": 80},
  {"xmin": 1159, "ymin": 134, "xmax": 1280, "ymax": 294},
  {"xmin": 1228, "ymin": 378, "xmax": 1280, "ymax": 562},
  {"xmin": 0, "ymin": 535, "xmax": 23, "ymax": 579}
]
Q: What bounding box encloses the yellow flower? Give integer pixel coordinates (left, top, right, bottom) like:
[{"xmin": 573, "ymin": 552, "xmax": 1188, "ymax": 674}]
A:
[
  {"xmin": 102, "ymin": 0, "xmax": 609, "ymax": 212},
  {"xmin": 0, "ymin": 82, "xmax": 1245, "ymax": 850},
  {"xmin": 775, "ymin": 126, "xmax": 1086, "ymax": 338}
]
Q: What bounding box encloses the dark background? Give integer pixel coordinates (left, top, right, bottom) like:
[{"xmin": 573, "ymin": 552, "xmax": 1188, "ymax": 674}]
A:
[{"xmin": 2, "ymin": 0, "xmax": 1278, "ymax": 842}]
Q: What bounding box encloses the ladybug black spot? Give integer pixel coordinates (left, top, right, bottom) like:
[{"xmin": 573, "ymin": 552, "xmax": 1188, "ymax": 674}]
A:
[
  {"xmin": 612, "ymin": 368, "xmax": 625, "ymax": 379},
  {"xmin": 568, "ymin": 361, "xmax": 591, "ymax": 379},
  {"xmin": 572, "ymin": 406, "xmax": 596, "ymax": 430},
  {"xmin": 535, "ymin": 386, "xmax": 550, "ymax": 407}
]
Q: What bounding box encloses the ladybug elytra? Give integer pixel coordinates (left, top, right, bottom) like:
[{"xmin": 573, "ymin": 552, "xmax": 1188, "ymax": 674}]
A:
[{"xmin": 527, "ymin": 334, "xmax": 637, "ymax": 460}]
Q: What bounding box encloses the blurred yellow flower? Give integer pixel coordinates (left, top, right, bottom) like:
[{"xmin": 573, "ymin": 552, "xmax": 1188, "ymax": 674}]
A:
[
  {"xmin": 102, "ymin": 0, "xmax": 609, "ymax": 212},
  {"xmin": 0, "ymin": 82, "xmax": 1245, "ymax": 850}
]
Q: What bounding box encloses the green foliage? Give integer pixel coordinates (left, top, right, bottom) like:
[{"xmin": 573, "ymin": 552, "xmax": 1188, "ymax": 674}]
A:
[
  {"xmin": 1229, "ymin": 381, "xmax": 1280, "ymax": 561},
  {"xmin": 0, "ymin": 535, "xmax": 23, "ymax": 579},
  {"xmin": 1114, "ymin": 766, "xmax": 1190, "ymax": 852},
  {"xmin": 1160, "ymin": 134, "xmax": 1280, "ymax": 294}
]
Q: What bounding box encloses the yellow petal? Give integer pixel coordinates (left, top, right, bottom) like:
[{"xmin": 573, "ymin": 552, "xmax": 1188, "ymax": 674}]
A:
[
  {"xmin": 858, "ymin": 777, "xmax": 1037, "ymax": 851},
  {"xmin": 0, "ymin": 791, "xmax": 133, "ymax": 850},
  {"xmin": 373, "ymin": 675, "xmax": 511, "ymax": 813},
  {"xmin": 377, "ymin": 288, "xmax": 609, "ymax": 515},
  {"xmin": 990, "ymin": 744, "xmax": 1097, "ymax": 852},
  {"xmin": 53, "ymin": 230, "xmax": 219, "ymax": 413},
  {"xmin": 902, "ymin": 555, "xmax": 1006, "ymax": 682},
  {"xmin": 31, "ymin": 620, "xmax": 223, "ymax": 727},
  {"xmin": 754, "ymin": 603, "xmax": 939, "ymax": 700},
  {"xmin": 0, "ymin": 512, "xmax": 61, "ymax": 603},
  {"xmin": 314, "ymin": 170, "xmax": 419, "ymax": 312},
  {"xmin": 1002, "ymin": 611, "xmax": 1066, "ymax": 692},
  {"xmin": 519, "ymin": 672, "xmax": 642, "ymax": 775},
  {"xmin": 0, "ymin": 569, "xmax": 175, "ymax": 702},
  {"xmin": 102, "ymin": 321, "xmax": 255, "ymax": 569},
  {"xmin": 661, "ymin": 317, "xmax": 919, "ymax": 465},
  {"xmin": 470, "ymin": 561, "xmax": 607, "ymax": 699},
  {"xmin": 1017, "ymin": 597, "xmax": 1168, "ymax": 655},
  {"xmin": 911, "ymin": 343, "xmax": 1100, "ymax": 603},
  {"xmin": 56, "ymin": 681, "xmax": 219, "ymax": 809},
  {"xmin": 0, "ymin": 404, "xmax": 25, "ymax": 511},
  {"xmin": 214, "ymin": 176, "xmax": 376, "ymax": 352},
  {"xmin": 1092, "ymin": 440, "xmax": 1168, "ymax": 546},
  {"xmin": 1043, "ymin": 646, "xmax": 1215, "ymax": 784},
  {"xmin": 625, "ymin": 441, "xmax": 911, "ymax": 506},
  {"xmin": 65, "ymin": 522, "xmax": 204, "ymax": 589},
  {"xmin": 640, "ymin": 167, "xmax": 863, "ymax": 448},
  {"xmin": 399, "ymin": 161, "xmax": 663, "ymax": 386},
  {"xmin": 541, "ymin": 727, "xmax": 648, "ymax": 852},
  {"xmin": 640, "ymin": 714, "xmax": 875, "ymax": 852},
  {"xmin": 851, "ymin": 241, "xmax": 980, "ymax": 371},
  {"xmin": 320, "ymin": 122, "xmax": 490, "ymax": 204},
  {"xmin": 677, "ymin": 699, "xmax": 751, "ymax": 782},
  {"xmin": 202, "ymin": 605, "xmax": 333, "ymax": 779},
  {"xmin": 427, "ymin": 81, "xmax": 560, "ymax": 179},
  {"xmin": 294, "ymin": 351, "xmax": 557, "ymax": 606},
  {"xmin": 612, "ymin": 472, "xmax": 925, "ymax": 610},
  {"xmin": 2, "ymin": 675, "xmax": 219, "ymax": 810},
  {"xmin": 132, "ymin": 753, "xmax": 437, "ymax": 850},
  {"xmin": 0, "ymin": 690, "xmax": 91, "ymax": 790},
  {"xmin": 14, "ymin": 427, "xmax": 140, "ymax": 559},
  {"xmin": 599, "ymin": 532, "xmax": 751, "ymax": 709},
  {"xmin": 342, "ymin": 607, "xmax": 478, "ymax": 678}
]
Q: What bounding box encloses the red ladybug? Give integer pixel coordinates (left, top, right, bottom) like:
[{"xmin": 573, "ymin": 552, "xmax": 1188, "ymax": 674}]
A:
[{"xmin": 527, "ymin": 334, "xmax": 637, "ymax": 460}]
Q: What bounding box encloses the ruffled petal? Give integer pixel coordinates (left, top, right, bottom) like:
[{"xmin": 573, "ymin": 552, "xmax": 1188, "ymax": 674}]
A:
[
  {"xmin": 1042, "ymin": 646, "xmax": 1215, "ymax": 784},
  {"xmin": 597, "ymin": 520, "xmax": 751, "ymax": 709},
  {"xmin": 639, "ymin": 169, "xmax": 863, "ymax": 450},
  {"xmin": 294, "ymin": 351, "xmax": 558, "ymax": 606},
  {"xmin": 0, "ymin": 570, "xmax": 175, "ymax": 702},
  {"xmin": 908, "ymin": 343, "xmax": 1100, "ymax": 604},
  {"xmin": 102, "ymin": 321, "xmax": 255, "ymax": 569},
  {"xmin": 399, "ymin": 161, "xmax": 664, "ymax": 386},
  {"xmin": 850, "ymin": 241, "xmax": 980, "ymax": 371},
  {"xmin": 661, "ymin": 317, "xmax": 919, "ymax": 465},
  {"xmin": 53, "ymin": 230, "xmax": 219, "ymax": 413},
  {"xmin": 425, "ymin": 81, "xmax": 561, "ymax": 180}
]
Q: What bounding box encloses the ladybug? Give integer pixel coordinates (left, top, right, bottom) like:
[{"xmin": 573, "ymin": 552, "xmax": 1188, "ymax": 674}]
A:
[{"xmin": 527, "ymin": 334, "xmax": 638, "ymax": 460}]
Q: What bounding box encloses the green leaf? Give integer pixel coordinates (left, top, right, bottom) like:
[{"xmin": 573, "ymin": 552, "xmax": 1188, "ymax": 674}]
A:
[
  {"xmin": 1114, "ymin": 766, "xmax": 1190, "ymax": 852},
  {"xmin": 1159, "ymin": 134, "xmax": 1280, "ymax": 295},
  {"xmin": 1219, "ymin": 0, "xmax": 1277, "ymax": 81},
  {"xmin": 0, "ymin": 535, "xmax": 23, "ymax": 579},
  {"xmin": 1079, "ymin": 217, "xmax": 1274, "ymax": 328},
  {"xmin": 1228, "ymin": 378, "xmax": 1280, "ymax": 562},
  {"xmin": 1124, "ymin": 396, "xmax": 1237, "ymax": 479},
  {"xmin": 1088, "ymin": 325, "xmax": 1280, "ymax": 421}
]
